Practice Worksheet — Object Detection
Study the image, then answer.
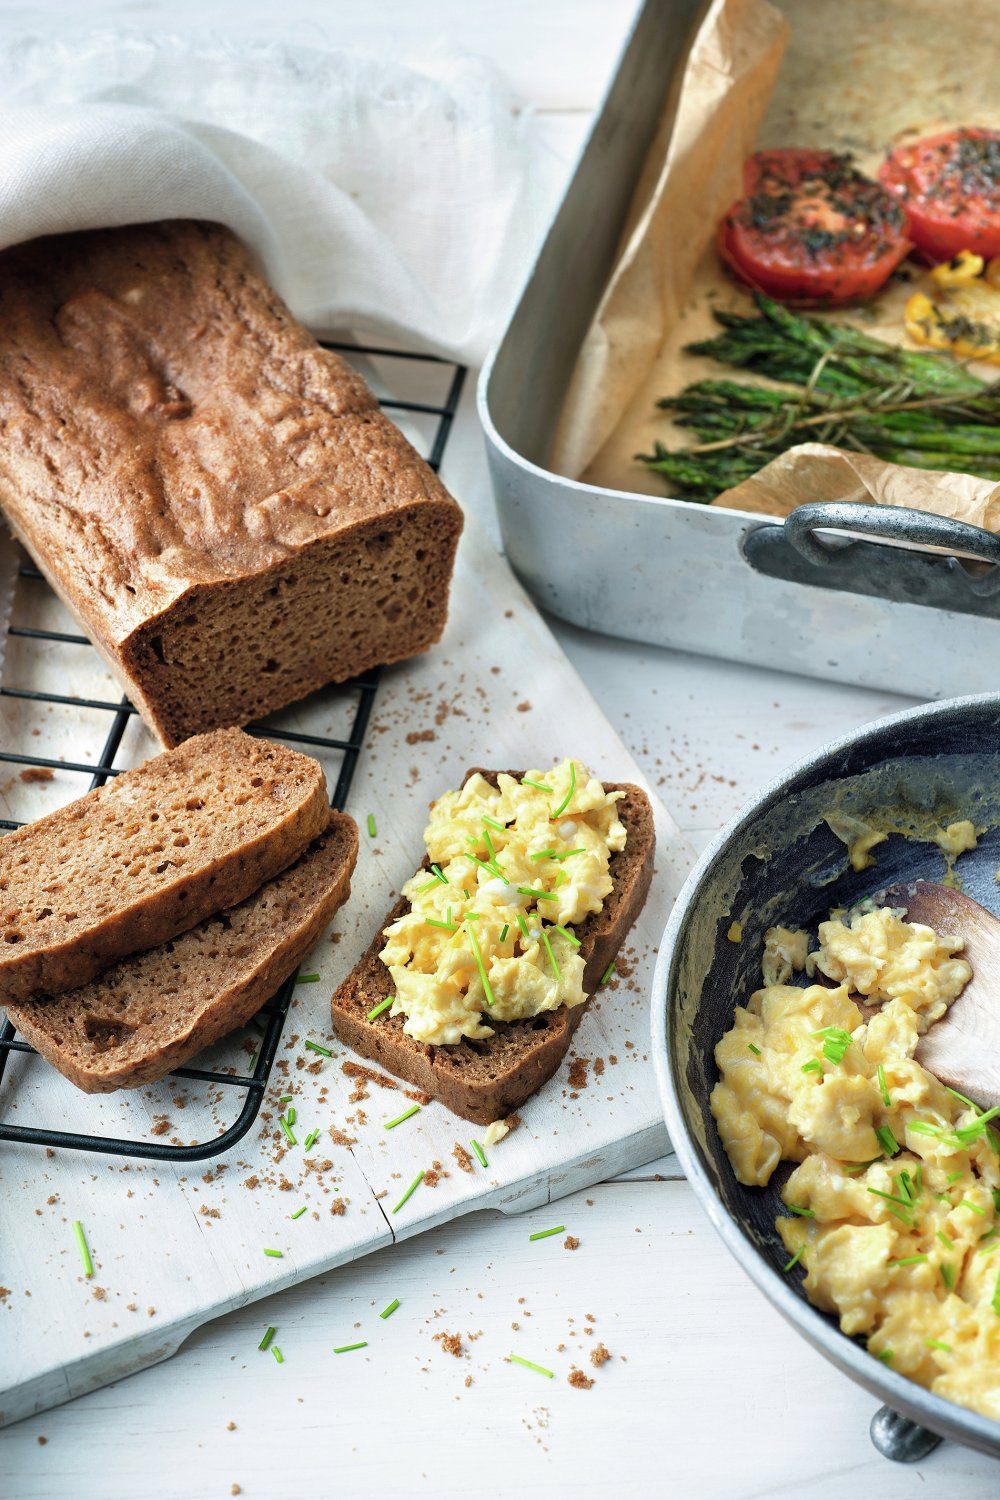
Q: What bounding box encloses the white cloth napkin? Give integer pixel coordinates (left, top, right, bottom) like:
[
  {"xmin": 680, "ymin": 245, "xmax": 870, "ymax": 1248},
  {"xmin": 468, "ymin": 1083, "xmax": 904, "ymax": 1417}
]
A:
[{"xmin": 0, "ymin": 31, "xmax": 540, "ymax": 361}]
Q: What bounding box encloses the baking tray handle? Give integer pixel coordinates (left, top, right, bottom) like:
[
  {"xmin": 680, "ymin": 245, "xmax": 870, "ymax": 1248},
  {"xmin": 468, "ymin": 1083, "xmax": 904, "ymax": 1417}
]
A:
[{"xmin": 742, "ymin": 500, "xmax": 1000, "ymax": 617}]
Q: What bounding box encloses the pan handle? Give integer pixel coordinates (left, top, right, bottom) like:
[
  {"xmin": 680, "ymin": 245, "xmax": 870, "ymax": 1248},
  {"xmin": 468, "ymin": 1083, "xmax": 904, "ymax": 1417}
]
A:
[
  {"xmin": 741, "ymin": 499, "xmax": 1000, "ymax": 614},
  {"xmin": 785, "ymin": 500, "xmax": 1000, "ymax": 574}
]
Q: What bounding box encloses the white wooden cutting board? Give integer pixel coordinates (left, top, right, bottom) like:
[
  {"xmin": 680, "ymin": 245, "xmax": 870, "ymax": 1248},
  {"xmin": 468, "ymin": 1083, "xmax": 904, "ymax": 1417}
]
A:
[{"xmin": 0, "ymin": 490, "xmax": 694, "ymax": 1428}]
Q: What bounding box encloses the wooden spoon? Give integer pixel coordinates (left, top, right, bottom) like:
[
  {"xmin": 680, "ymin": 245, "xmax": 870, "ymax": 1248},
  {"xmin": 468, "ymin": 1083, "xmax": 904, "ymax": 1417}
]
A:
[{"xmin": 883, "ymin": 881, "xmax": 1000, "ymax": 1110}]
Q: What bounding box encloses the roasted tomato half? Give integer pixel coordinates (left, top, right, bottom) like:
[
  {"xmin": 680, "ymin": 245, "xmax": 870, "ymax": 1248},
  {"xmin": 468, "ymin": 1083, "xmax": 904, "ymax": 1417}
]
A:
[
  {"xmin": 879, "ymin": 128, "xmax": 1000, "ymax": 262},
  {"xmin": 718, "ymin": 149, "xmax": 911, "ymax": 304}
]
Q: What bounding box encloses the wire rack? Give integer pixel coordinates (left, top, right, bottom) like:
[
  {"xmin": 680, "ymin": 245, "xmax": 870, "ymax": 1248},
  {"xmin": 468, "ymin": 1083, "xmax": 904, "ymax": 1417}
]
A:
[{"xmin": 0, "ymin": 339, "xmax": 466, "ymax": 1164}]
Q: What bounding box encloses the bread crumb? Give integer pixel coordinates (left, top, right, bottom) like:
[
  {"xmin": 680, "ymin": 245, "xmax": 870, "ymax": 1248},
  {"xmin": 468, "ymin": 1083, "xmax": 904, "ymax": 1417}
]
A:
[
  {"xmin": 150, "ymin": 1116, "xmax": 171, "ymax": 1137},
  {"xmin": 453, "ymin": 1144, "xmax": 474, "ymax": 1174},
  {"xmin": 37, "ymin": 1435, "xmax": 47, "ymax": 1445},
  {"xmin": 231, "ymin": 1487, "xmax": 241, "ymax": 1496},
  {"xmin": 563, "ymin": 1235, "xmax": 580, "ymax": 1251},
  {"xmin": 464, "ymin": 1374, "xmax": 473, "ymax": 1387},
  {"xmin": 516, "ymin": 701, "xmax": 531, "ymax": 713},
  {"xmin": 568, "ymin": 1368, "xmax": 594, "ymax": 1389},
  {"xmin": 227, "ymin": 1421, "xmax": 237, "ymax": 1431},
  {"xmin": 405, "ymin": 729, "xmax": 436, "ymax": 744},
  {"xmin": 567, "ymin": 1057, "xmax": 589, "ymax": 1090},
  {"xmin": 330, "ymin": 1198, "xmax": 347, "ymax": 1216},
  {"xmin": 590, "ymin": 1342, "xmax": 612, "ymax": 1368},
  {"xmin": 434, "ymin": 1331, "xmax": 464, "ymax": 1358},
  {"xmin": 19, "ymin": 766, "xmax": 53, "ymax": 783}
]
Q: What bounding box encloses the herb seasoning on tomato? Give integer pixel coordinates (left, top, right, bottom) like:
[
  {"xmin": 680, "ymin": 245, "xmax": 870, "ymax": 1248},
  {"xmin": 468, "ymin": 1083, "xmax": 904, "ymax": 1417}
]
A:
[
  {"xmin": 879, "ymin": 128, "xmax": 1000, "ymax": 262},
  {"xmin": 718, "ymin": 149, "xmax": 911, "ymax": 305}
]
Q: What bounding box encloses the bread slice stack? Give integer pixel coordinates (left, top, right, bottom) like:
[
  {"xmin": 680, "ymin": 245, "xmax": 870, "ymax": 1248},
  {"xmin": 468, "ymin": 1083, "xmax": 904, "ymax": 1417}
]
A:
[
  {"xmin": 330, "ymin": 769, "xmax": 654, "ymax": 1124},
  {"xmin": 1, "ymin": 728, "xmax": 358, "ymax": 1091}
]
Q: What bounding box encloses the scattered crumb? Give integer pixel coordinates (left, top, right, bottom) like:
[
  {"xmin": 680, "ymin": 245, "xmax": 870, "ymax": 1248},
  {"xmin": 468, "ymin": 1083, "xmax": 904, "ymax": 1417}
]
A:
[
  {"xmin": 567, "ymin": 1057, "xmax": 589, "ymax": 1090},
  {"xmin": 37, "ymin": 1435, "xmax": 47, "ymax": 1446},
  {"xmin": 227, "ymin": 1421, "xmax": 237, "ymax": 1431},
  {"xmin": 464, "ymin": 1374, "xmax": 473, "ymax": 1387},
  {"xmin": 150, "ymin": 1116, "xmax": 171, "ymax": 1137},
  {"xmin": 329, "ymin": 1128, "xmax": 358, "ymax": 1148},
  {"xmin": 330, "ymin": 1198, "xmax": 347, "ymax": 1216},
  {"xmin": 563, "ymin": 1235, "xmax": 580, "ymax": 1251},
  {"xmin": 231, "ymin": 1487, "xmax": 241, "ymax": 1497},
  {"xmin": 568, "ymin": 1368, "xmax": 594, "ymax": 1390},
  {"xmin": 19, "ymin": 766, "xmax": 53, "ymax": 783},
  {"xmin": 453, "ymin": 1143, "xmax": 474, "ymax": 1174},
  {"xmin": 424, "ymin": 1160, "xmax": 449, "ymax": 1188},
  {"xmin": 433, "ymin": 1331, "xmax": 464, "ymax": 1358},
  {"xmin": 91, "ymin": 1287, "xmax": 107, "ymax": 1302},
  {"xmin": 516, "ymin": 701, "xmax": 531, "ymax": 713},
  {"xmin": 406, "ymin": 729, "xmax": 436, "ymax": 744},
  {"xmin": 591, "ymin": 1342, "xmax": 612, "ymax": 1368}
]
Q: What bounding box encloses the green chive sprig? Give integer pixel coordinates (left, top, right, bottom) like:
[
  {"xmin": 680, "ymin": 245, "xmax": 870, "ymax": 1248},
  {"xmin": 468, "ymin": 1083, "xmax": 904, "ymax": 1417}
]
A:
[
  {"xmin": 529, "ymin": 1225, "xmax": 566, "ymax": 1241},
  {"xmin": 73, "ymin": 1220, "xmax": 94, "ymax": 1279},
  {"xmin": 384, "ymin": 1105, "xmax": 420, "ymax": 1130},
  {"xmin": 393, "ymin": 1170, "xmax": 424, "ymax": 1214},
  {"xmin": 509, "ymin": 1354, "xmax": 554, "ymax": 1378}
]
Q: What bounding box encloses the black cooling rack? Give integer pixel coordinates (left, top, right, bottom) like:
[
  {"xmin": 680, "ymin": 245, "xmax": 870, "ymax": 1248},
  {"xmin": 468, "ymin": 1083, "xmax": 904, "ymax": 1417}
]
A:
[{"xmin": 0, "ymin": 339, "xmax": 466, "ymax": 1163}]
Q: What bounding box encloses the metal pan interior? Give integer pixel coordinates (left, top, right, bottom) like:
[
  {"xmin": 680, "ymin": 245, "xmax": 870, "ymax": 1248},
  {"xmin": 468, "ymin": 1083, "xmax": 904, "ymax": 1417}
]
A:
[{"xmin": 652, "ymin": 693, "xmax": 1000, "ymax": 1457}]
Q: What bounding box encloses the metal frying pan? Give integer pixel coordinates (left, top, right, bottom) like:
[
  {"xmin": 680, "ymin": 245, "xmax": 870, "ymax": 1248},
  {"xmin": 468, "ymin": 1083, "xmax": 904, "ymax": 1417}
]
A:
[{"xmin": 651, "ymin": 694, "xmax": 1000, "ymax": 1462}]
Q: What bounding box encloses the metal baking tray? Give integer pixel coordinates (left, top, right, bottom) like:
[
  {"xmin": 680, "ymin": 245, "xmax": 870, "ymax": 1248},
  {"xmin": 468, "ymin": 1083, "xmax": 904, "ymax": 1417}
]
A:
[{"xmin": 479, "ymin": 0, "xmax": 1000, "ymax": 701}]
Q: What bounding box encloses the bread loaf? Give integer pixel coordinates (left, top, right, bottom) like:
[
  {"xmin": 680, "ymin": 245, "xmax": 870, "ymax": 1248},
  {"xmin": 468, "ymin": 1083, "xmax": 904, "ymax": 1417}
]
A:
[{"xmin": 0, "ymin": 221, "xmax": 463, "ymax": 745}]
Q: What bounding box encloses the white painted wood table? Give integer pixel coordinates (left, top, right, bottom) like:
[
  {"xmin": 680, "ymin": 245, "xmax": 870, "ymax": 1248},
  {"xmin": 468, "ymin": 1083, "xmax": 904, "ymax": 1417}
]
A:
[{"xmin": 4, "ymin": 1, "xmax": 999, "ymax": 1495}]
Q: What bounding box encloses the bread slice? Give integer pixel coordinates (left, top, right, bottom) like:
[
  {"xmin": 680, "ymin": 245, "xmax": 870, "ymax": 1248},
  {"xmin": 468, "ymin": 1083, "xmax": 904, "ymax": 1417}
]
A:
[
  {"xmin": 0, "ymin": 728, "xmax": 330, "ymax": 1002},
  {"xmin": 6, "ymin": 815, "xmax": 358, "ymax": 1092},
  {"xmin": 329, "ymin": 771, "xmax": 654, "ymax": 1124}
]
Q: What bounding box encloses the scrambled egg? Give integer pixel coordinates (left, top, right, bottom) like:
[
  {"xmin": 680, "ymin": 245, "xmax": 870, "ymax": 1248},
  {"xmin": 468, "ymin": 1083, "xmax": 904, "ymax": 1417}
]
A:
[
  {"xmin": 380, "ymin": 760, "xmax": 625, "ymax": 1046},
  {"xmin": 711, "ymin": 906, "xmax": 1000, "ymax": 1421}
]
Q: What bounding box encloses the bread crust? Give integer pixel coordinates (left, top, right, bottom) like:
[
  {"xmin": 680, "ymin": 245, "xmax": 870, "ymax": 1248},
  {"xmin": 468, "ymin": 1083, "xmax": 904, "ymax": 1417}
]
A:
[
  {"xmin": 0, "ymin": 728, "xmax": 330, "ymax": 1002},
  {"xmin": 329, "ymin": 771, "xmax": 655, "ymax": 1124},
  {"xmin": 7, "ymin": 815, "xmax": 359, "ymax": 1092}
]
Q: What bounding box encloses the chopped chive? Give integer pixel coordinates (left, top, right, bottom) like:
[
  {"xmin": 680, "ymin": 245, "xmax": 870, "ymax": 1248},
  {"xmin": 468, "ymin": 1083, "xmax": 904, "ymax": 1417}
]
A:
[
  {"xmin": 925, "ymin": 1339, "xmax": 953, "ymax": 1354},
  {"xmin": 554, "ymin": 870, "xmax": 568, "ymax": 888},
  {"xmin": 993, "ymin": 1269, "xmax": 1000, "ymax": 1315},
  {"xmin": 801, "ymin": 1059, "xmax": 823, "ymax": 1075},
  {"xmin": 464, "ymin": 911, "xmax": 482, "ymax": 922},
  {"xmin": 936, "ymin": 1230, "xmax": 955, "ymax": 1249},
  {"xmin": 483, "ymin": 828, "xmax": 498, "ymax": 862},
  {"xmin": 553, "ymin": 924, "xmax": 581, "ymax": 948},
  {"xmin": 875, "ymin": 1125, "xmax": 900, "ymax": 1157},
  {"xmin": 747, "ymin": 1043, "xmax": 762, "ymax": 1057},
  {"xmin": 367, "ymin": 814, "xmax": 377, "ymax": 838},
  {"xmin": 303, "ymin": 1129, "xmax": 319, "ymax": 1151},
  {"xmin": 955, "ymin": 1105, "xmax": 1000, "ymax": 1144},
  {"xmin": 499, "ymin": 923, "xmax": 510, "ymax": 943},
  {"xmin": 553, "ymin": 848, "xmax": 585, "ymax": 861},
  {"xmin": 867, "ymin": 1186, "xmax": 913, "ymax": 1211},
  {"xmin": 384, "ymin": 1105, "xmax": 420, "ymax": 1130},
  {"xmin": 286, "ymin": 1106, "xmax": 297, "ymax": 1127},
  {"xmin": 393, "ymin": 1170, "xmax": 425, "ymax": 1214},
  {"xmin": 417, "ymin": 878, "xmax": 440, "ymax": 894},
  {"xmin": 263, "ymin": 1248, "xmax": 283, "ymax": 1258},
  {"xmin": 529, "ymin": 1225, "xmax": 566, "ymax": 1241},
  {"xmin": 272, "ymin": 1345, "xmax": 284, "ymax": 1364},
  {"xmin": 960, "ymin": 1197, "xmax": 987, "ymax": 1216},
  {"xmin": 291, "ymin": 1205, "xmax": 307, "ymax": 1221},
  {"xmin": 368, "ymin": 997, "xmax": 393, "ymax": 1020},
  {"xmin": 521, "ymin": 778, "xmax": 554, "ymax": 793},
  {"xmin": 427, "ymin": 917, "xmax": 458, "ymax": 932},
  {"xmin": 472, "ymin": 1141, "xmax": 488, "ymax": 1168},
  {"xmin": 914, "ymin": 1164, "xmax": 923, "ymax": 1193},
  {"xmin": 431, "ymin": 865, "xmax": 448, "ymax": 884},
  {"xmin": 509, "ymin": 1354, "xmax": 554, "ymax": 1378},
  {"xmin": 887, "ymin": 1254, "xmax": 927, "ymax": 1268},
  {"xmin": 467, "ymin": 924, "xmax": 496, "ymax": 1009},
  {"xmin": 280, "ymin": 1095, "xmax": 293, "ymax": 1104},
  {"xmin": 516, "ymin": 911, "xmax": 531, "ymax": 940},
  {"xmin": 530, "ymin": 849, "xmax": 558, "ymax": 862},
  {"xmin": 783, "ymin": 1246, "xmax": 805, "ymax": 1272},
  {"xmin": 469, "ymin": 853, "xmax": 504, "ymax": 879},
  {"xmin": 947, "ymin": 1169, "xmax": 964, "ymax": 1182},
  {"xmin": 876, "ymin": 1348, "xmax": 894, "ymax": 1364},
  {"xmin": 72, "ymin": 1220, "xmax": 94, "ymax": 1278},
  {"xmin": 258, "ymin": 1326, "xmax": 276, "ymax": 1351},
  {"xmin": 552, "ymin": 761, "xmax": 576, "ymax": 818},
  {"xmin": 295, "ymin": 973, "xmax": 320, "ymax": 984},
  {"xmin": 333, "ymin": 1341, "xmax": 368, "ymax": 1354},
  {"xmin": 897, "ymin": 1171, "xmax": 916, "ymax": 1204},
  {"xmin": 539, "ymin": 929, "xmax": 561, "ymax": 981},
  {"xmin": 379, "ymin": 1298, "xmax": 400, "ymax": 1320},
  {"xmin": 600, "ymin": 961, "xmax": 616, "ymax": 987},
  {"xmin": 946, "ymin": 1086, "xmax": 977, "ymax": 1108},
  {"xmin": 517, "ymin": 886, "xmax": 557, "ymax": 902},
  {"xmin": 877, "ymin": 1064, "xmax": 891, "ymax": 1109},
  {"xmin": 908, "ymin": 1121, "xmax": 946, "ymax": 1139},
  {"xmin": 784, "ymin": 1204, "xmax": 815, "ymax": 1218},
  {"xmin": 279, "ymin": 1116, "xmax": 297, "ymax": 1146},
  {"xmin": 483, "ymin": 815, "xmax": 505, "ymax": 832},
  {"xmin": 810, "ymin": 1026, "xmax": 852, "ymax": 1065},
  {"xmin": 304, "ymin": 1039, "xmax": 332, "ymax": 1057},
  {"xmin": 941, "ymin": 1262, "xmax": 956, "ymax": 1290},
  {"xmin": 463, "ymin": 888, "xmax": 471, "ymax": 899},
  {"xmin": 248, "ymin": 1051, "xmax": 258, "ymax": 1071}
]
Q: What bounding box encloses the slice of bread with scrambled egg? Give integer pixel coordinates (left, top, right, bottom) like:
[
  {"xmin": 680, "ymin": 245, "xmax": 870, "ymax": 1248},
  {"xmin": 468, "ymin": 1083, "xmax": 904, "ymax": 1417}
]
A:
[{"xmin": 330, "ymin": 763, "xmax": 654, "ymax": 1124}]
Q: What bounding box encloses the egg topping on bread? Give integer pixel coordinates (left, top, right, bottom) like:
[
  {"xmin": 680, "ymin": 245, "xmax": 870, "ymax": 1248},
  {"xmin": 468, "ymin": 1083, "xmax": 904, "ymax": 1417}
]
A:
[
  {"xmin": 380, "ymin": 761, "xmax": 625, "ymax": 1045},
  {"xmin": 710, "ymin": 906, "xmax": 1000, "ymax": 1420}
]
